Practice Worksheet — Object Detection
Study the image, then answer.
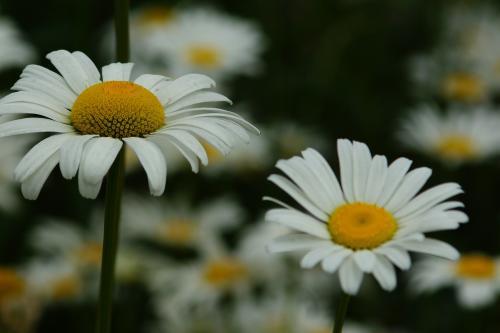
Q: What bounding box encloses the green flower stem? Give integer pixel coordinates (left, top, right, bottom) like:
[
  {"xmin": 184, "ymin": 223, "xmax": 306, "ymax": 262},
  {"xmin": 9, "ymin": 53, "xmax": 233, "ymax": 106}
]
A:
[
  {"xmin": 96, "ymin": 149, "xmax": 125, "ymax": 333},
  {"xmin": 332, "ymin": 292, "xmax": 351, "ymax": 333},
  {"xmin": 96, "ymin": 2, "xmax": 129, "ymax": 332}
]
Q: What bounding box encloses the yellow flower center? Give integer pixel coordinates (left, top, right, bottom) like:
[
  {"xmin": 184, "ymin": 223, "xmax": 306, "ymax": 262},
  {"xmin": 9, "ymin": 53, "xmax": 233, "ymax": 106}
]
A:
[
  {"xmin": 203, "ymin": 258, "xmax": 248, "ymax": 287},
  {"xmin": 435, "ymin": 135, "xmax": 477, "ymax": 161},
  {"xmin": 71, "ymin": 81, "xmax": 165, "ymax": 138},
  {"xmin": 137, "ymin": 6, "xmax": 174, "ymax": 27},
  {"xmin": 455, "ymin": 254, "xmax": 496, "ymax": 279},
  {"xmin": 75, "ymin": 243, "xmax": 103, "ymax": 267},
  {"xmin": 441, "ymin": 72, "xmax": 485, "ymax": 103},
  {"xmin": 328, "ymin": 203, "xmax": 397, "ymax": 250},
  {"xmin": 158, "ymin": 219, "xmax": 197, "ymax": 246},
  {"xmin": 51, "ymin": 276, "xmax": 81, "ymax": 300},
  {"xmin": 186, "ymin": 45, "xmax": 221, "ymax": 69},
  {"xmin": 0, "ymin": 269, "xmax": 25, "ymax": 304}
]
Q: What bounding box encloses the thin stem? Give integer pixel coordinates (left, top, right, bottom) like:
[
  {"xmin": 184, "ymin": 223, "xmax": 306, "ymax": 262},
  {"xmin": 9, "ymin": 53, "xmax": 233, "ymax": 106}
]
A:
[
  {"xmin": 95, "ymin": 149, "xmax": 125, "ymax": 333},
  {"xmin": 332, "ymin": 292, "xmax": 351, "ymax": 333},
  {"xmin": 113, "ymin": 0, "xmax": 130, "ymax": 63}
]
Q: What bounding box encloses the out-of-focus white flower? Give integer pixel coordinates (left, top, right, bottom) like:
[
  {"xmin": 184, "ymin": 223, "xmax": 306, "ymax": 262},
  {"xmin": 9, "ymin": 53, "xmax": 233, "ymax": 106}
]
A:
[
  {"xmin": 399, "ymin": 105, "xmax": 500, "ymax": 164},
  {"xmin": 270, "ymin": 122, "xmax": 327, "ymax": 159},
  {"xmin": 121, "ymin": 195, "xmax": 243, "ymax": 252},
  {"xmin": 24, "ymin": 259, "xmax": 83, "ymax": 303},
  {"xmin": 266, "ymin": 140, "xmax": 466, "ymax": 295},
  {"xmin": 0, "ymin": 50, "xmax": 258, "ymax": 199},
  {"xmin": 411, "ymin": 253, "xmax": 500, "ymax": 309},
  {"xmin": 148, "ymin": 7, "xmax": 264, "ymax": 81},
  {"xmin": 29, "ymin": 219, "xmax": 103, "ymax": 270},
  {"xmin": 0, "ymin": 18, "xmax": 35, "ymax": 71}
]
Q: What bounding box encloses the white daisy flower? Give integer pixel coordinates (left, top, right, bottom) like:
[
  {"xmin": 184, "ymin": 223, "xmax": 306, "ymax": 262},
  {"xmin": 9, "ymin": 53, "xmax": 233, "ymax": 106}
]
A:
[
  {"xmin": 399, "ymin": 105, "xmax": 500, "ymax": 164},
  {"xmin": 24, "ymin": 259, "xmax": 83, "ymax": 303},
  {"xmin": 149, "ymin": 7, "xmax": 264, "ymax": 80},
  {"xmin": 29, "ymin": 219, "xmax": 103, "ymax": 270},
  {"xmin": 0, "ymin": 50, "xmax": 258, "ymax": 199},
  {"xmin": 121, "ymin": 195, "xmax": 243, "ymax": 252},
  {"xmin": 266, "ymin": 139, "xmax": 467, "ymax": 295},
  {"xmin": 411, "ymin": 253, "xmax": 500, "ymax": 309},
  {"xmin": 0, "ymin": 18, "xmax": 35, "ymax": 71}
]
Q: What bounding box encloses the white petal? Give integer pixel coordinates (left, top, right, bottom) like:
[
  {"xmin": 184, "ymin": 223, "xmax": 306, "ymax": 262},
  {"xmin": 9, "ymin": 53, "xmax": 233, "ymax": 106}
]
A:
[
  {"xmin": 376, "ymin": 157, "xmax": 412, "ymax": 207},
  {"xmin": 321, "ymin": 249, "xmax": 353, "ymax": 273},
  {"xmin": 78, "ymin": 167, "xmax": 103, "ymax": 199},
  {"xmin": 154, "ymin": 74, "xmax": 215, "ymax": 106},
  {"xmin": 148, "ymin": 134, "xmax": 199, "ymax": 173},
  {"xmin": 372, "ymin": 255, "xmax": 397, "ymax": 291},
  {"xmin": 134, "ymin": 74, "xmax": 169, "ymax": 90},
  {"xmin": 15, "ymin": 134, "xmax": 72, "ymax": 182},
  {"xmin": 156, "ymin": 130, "xmax": 208, "ymax": 165},
  {"xmin": 21, "ymin": 153, "xmax": 59, "ymax": 200},
  {"xmin": 124, "ymin": 138, "xmax": 166, "ymax": 196},
  {"xmin": 46, "ymin": 50, "xmax": 91, "ymax": 93},
  {"xmin": 385, "ymin": 167, "xmax": 432, "ymax": 213},
  {"xmin": 337, "ymin": 139, "xmax": 355, "ymax": 202},
  {"xmin": 301, "ymin": 246, "xmax": 340, "ymax": 269},
  {"xmin": 0, "ymin": 103, "xmax": 70, "ymax": 123},
  {"xmin": 364, "ymin": 155, "xmax": 388, "ymax": 203},
  {"xmin": 59, "ymin": 134, "xmax": 96, "ymax": 179},
  {"xmin": 167, "ymin": 91, "xmax": 231, "ymax": 113},
  {"xmin": 338, "ymin": 256, "xmax": 364, "ymax": 295},
  {"xmin": 0, "ymin": 118, "xmax": 73, "ymax": 138},
  {"xmin": 1, "ymin": 91, "xmax": 70, "ymax": 116},
  {"xmin": 400, "ymin": 238, "xmax": 459, "ymax": 260},
  {"xmin": 265, "ymin": 208, "xmax": 330, "ymax": 239},
  {"xmin": 80, "ymin": 137, "xmax": 123, "ymax": 184},
  {"xmin": 352, "ymin": 141, "xmax": 372, "ymax": 202},
  {"xmin": 375, "ymin": 247, "xmax": 411, "ymax": 270},
  {"xmin": 353, "ymin": 250, "xmax": 376, "ymax": 272},
  {"xmin": 102, "ymin": 63, "xmax": 134, "ymax": 82},
  {"xmin": 72, "ymin": 51, "xmax": 101, "ymax": 84}
]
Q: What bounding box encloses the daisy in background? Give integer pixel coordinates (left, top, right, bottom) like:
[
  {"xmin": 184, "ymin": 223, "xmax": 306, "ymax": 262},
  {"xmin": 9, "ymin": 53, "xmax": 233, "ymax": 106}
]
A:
[
  {"xmin": 0, "ymin": 17, "xmax": 35, "ymax": 71},
  {"xmin": 398, "ymin": 105, "xmax": 500, "ymax": 165},
  {"xmin": 411, "ymin": 253, "xmax": 500, "ymax": 309},
  {"xmin": 0, "ymin": 50, "xmax": 258, "ymax": 199},
  {"xmin": 121, "ymin": 195, "xmax": 243, "ymax": 252},
  {"xmin": 148, "ymin": 7, "xmax": 264, "ymax": 81},
  {"xmin": 270, "ymin": 122, "xmax": 327, "ymax": 159},
  {"xmin": 266, "ymin": 139, "xmax": 467, "ymax": 295}
]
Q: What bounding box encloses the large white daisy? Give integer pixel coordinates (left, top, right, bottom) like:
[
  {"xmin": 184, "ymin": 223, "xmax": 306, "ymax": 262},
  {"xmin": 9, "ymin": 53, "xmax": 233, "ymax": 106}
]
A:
[
  {"xmin": 0, "ymin": 50, "xmax": 258, "ymax": 199},
  {"xmin": 265, "ymin": 139, "xmax": 467, "ymax": 295},
  {"xmin": 148, "ymin": 7, "xmax": 264, "ymax": 80},
  {"xmin": 399, "ymin": 105, "xmax": 500, "ymax": 164},
  {"xmin": 411, "ymin": 253, "xmax": 500, "ymax": 309}
]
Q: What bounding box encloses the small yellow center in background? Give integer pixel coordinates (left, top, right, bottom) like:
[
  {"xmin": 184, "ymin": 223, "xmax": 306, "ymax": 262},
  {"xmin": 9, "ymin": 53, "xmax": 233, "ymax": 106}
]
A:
[
  {"xmin": 435, "ymin": 135, "xmax": 477, "ymax": 161},
  {"xmin": 75, "ymin": 243, "xmax": 103, "ymax": 267},
  {"xmin": 456, "ymin": 254, "xmax": 496, "ymax": 279},
  {"xmin": 202, "ymin": 141, "xmax": 223, "ymax": 164},
  {"xmin": 137, "ymin": 6, "xmax": 174, "ymax": 26},
  {"xmin": 158, "ymin": 219, "xmax": 197, "ymax": 246},
  {"xmin": 186, "ymin": 45, "xmax": 221, "ymax": 69},
  {"xmin": 52, "ymin": 276, "xmax": 81, "ymax": 300},
  {"xmin": 441, "ymin": 72, "xmax": 485, "ymax": 103},
  {"xmin": 203, "ymin": 258, "xmax": 248, "ymax": 287},
  {"xmin": 71, "ymin": 81, "xmax": 165, "ymax": 138},
  {"xmin": 329, "ymin": 203, "xmax": 397, "ymax": 250},
  {"xmin": 0, "ymin": 269, "xmax": 25, "ymax": 304}
]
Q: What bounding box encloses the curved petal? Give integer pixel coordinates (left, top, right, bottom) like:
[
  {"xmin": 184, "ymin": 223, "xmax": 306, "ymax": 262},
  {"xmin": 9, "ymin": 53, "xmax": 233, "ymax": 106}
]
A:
[
  {"xmin": 372, "ymin": 255, "xmax": 397, "ymax": 291},
  {"xmin": 301, "ymin": 246, "xmax": 340, "ymax": 269},
  {"xmin": 80, "ymin": 137, "xmax": 123, "ymax": 185},
  {"xmin": 265, "ymin": 208, "xmax": 330, "ymax": 239},
  {"xmin": 124, "ymin": 137, "xmax": 166, "ymax": 196},
  {"xmin": 321, "ymin": 248, "xmax": 353, "ymax": 273},
  {"xmin": 400, "ymin": 238, "xmax": 459, "ymax": 260},
  {"xmin": 338, "ymin": 256, "xmax": 364, "ymax": 295},
  {"xmin": 21, "ymin": 153, "xmax": 60, "ymax": 200},
  {"xmin": 154, "ymin": 74, "xmax": 215, "ymax": 106},
  {"xmin": 167, "ymin": 91, "xmax": 232, "ymax": 113},
  {"xmin": 59, "ymin": 134, "xmax": 96, "ymax": 179},
  {"xmin": 385, "ymin": 167, "xmax": 432, "ymax": 213},
  {"xmin": 353, "ymin": 250, "xmax": 376, "ymax": 272},
  {"xmin": 337, "ymin": 139, "xmax": 355, "ymax": 202},
  {"xmin": 46, "ymin": 50, "xmax": 93, "ymax": 94},
  {"xmin": 376, "ymin": 157, "xmax": 412, "ymax": 207},
  {"xmin": 352, "ymin": 141, "xmax": 372, "ymax": 202},
  {"xmin": 267, "ymin": 234, "xmax": 332, "ymax": 253},
  {"xmin": 102, "ymin": 63, "xmax": 134, "ymax": 82},
  {"xmin": 0, "ymin": 118, "xmax": 74, "ymax": 138}
]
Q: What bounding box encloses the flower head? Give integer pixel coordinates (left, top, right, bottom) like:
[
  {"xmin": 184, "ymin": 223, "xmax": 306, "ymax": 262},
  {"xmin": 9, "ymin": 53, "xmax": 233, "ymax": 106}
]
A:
[
  {"xmin": 399, "ymin": 105, "xmax": 500, "ymax": 165},
  {"xmin": 265, "ymin": 139, "xmax": 467, "ymax": 295},
  {"xmin": 411, "ymin": 253, "xmax": 500, "ymax": 308},
  {"xmin": 0, "ymin": 50, "xmax": 258, "ymax": 199}
]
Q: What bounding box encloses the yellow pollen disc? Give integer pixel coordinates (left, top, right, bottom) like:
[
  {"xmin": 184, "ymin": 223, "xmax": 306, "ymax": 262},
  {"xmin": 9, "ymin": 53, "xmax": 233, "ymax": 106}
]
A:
[
  {"xmin": 441, "ymin": 72, "xmax": 485, "ymax": 103},
  {"xmin": 328, "ymin": 203, "xmax": 397, "ymax": 250},
  {"xmin": 158, "ymin": 219, "xmax": 197, "ymax": 246},
  {"xmin": 75, "ymin": 243, "xmax": 103, "ymax": 266},
  {"xmin": 0, "ymin": 269, "xmax": 25, "ymax": 303},
  {"xmin": 186, "ymin": 45, "xmax": 221, "ymax": 69},
  {"xmin": 137, "ymin": 6, "xmax": 174, "ymax": 26},
  {"xmin": 435, "ymin": 135, "xmax": 477, "ymax": 161},
  {"xmin": 203, "ymin": 258, "xmax": 248, "ymax": 287},
  {"xmin": 71, "ymin": 81, "xmax": 165, "ymax": 138},
  {"xmin": 51, "ymin": 276, "xmax": 81, "ymax": 300},
  {"xmin": 455, "ymin": 254, "xmax": 496, "ymax": 279}
]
